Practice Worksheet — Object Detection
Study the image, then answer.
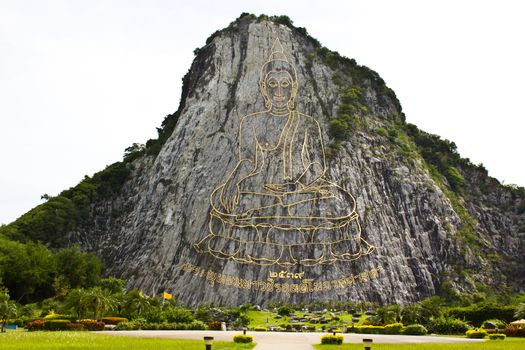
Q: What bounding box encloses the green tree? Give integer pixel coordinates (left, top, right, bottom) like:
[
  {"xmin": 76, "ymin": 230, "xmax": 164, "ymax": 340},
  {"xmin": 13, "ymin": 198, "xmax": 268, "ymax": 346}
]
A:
[
  {"xmin": 373, "ymin": 306, "xmax": 396, "ymax": 325},
  {"xmin": 0, "ymin": 290, "xmax": 18, "ymax": 332},
  {"xmin": 401, "ymin": 304, "xmax": 422, "ymax": 324},
  {"xmin": 98, "ymin": 278, "xmax": 125, "ymax": 294},
  {"xmin": 56, "ymin": 245, "xmax": 103, "ymax": 289},
  {"xmin": 515, "ymin": 303, "xmax": 525, "ymax": 319},
  {"xmin": 0, "ymin": 237, "xmax": 56, "ymax": 302},
  {"xmin": 85, "ymin": 287, "xmax": 116, "ymax": 319},
  {"xmin": 64, "ymin": 288, "xmax": 90, "ymax": 319},
  {"xmin": 124, "ymin": 290, "xmax": 150, "ymax": 318}
]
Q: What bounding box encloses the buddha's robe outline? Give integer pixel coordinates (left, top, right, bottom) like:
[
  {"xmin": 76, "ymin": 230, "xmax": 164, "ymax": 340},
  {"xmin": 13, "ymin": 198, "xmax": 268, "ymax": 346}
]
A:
[{"xmin": 195, "ymin": 110, "xmax": 374, "ymax": 266}]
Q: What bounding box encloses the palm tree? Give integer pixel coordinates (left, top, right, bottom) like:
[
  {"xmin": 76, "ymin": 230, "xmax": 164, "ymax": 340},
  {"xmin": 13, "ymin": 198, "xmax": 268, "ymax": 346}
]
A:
[
  {"xmin": 389, "ymin": 304, "xmax": 402, "ymax": 323},
  {"xmin": 85, "ymin": 287, "xmax": 116, "ymax": 320},
  {"xmin": 0, "ymin": 292, "xmax": 18, "ymax": 333},
  {"xmin": 401, "ymin": 304, "xmax": 421, "ymax": 324},
  {"xmin": 374, "ymin": 306, "xmax": 396, "ymax": 325},
  {"xmin": 124, "ymin": 290, "xmax": 150, "ymax": 318},
  {"xmin": 64, "ymin": 288, "xmax": 90, "ymax": 319}
]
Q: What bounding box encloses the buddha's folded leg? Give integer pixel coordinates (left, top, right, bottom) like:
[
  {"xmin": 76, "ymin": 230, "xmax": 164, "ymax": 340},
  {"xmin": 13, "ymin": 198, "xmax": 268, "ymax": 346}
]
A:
[{"xmin": 329, "ymin": 236, "xmax": 375, "ymax": 260}]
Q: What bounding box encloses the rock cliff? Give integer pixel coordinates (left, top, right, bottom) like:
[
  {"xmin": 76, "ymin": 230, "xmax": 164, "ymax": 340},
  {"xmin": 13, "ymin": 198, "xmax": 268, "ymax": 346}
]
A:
[{"xmin": 11, "ymin": 15, "xmax": 525, "ymax": 306}]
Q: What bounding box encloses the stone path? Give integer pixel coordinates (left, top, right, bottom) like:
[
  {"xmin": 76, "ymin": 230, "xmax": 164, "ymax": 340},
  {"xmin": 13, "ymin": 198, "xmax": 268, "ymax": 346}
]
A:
[{"xmin": 102, "ymin": 330, "xmax": 486, "ymax": 349}]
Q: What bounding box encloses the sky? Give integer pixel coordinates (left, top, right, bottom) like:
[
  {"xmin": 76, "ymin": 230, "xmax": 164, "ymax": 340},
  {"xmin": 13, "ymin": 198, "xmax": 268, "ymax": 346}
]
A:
[{"xmin": 1, "ymin": 0, "xmax": 524, "ymax": 224}]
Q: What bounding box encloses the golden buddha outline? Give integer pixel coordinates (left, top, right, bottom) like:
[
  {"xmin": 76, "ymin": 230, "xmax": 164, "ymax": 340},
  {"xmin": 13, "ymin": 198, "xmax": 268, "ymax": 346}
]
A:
[{"xmin": 194, "ymin": 38, "xmax": 374, "ymax": 267}]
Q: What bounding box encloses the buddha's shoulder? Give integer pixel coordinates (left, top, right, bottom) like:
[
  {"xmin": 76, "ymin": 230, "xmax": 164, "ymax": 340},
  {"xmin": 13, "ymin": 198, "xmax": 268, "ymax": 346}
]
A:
[{"xmin": 296, "ymin": 112, "xmax": 321, "ymax": 128}]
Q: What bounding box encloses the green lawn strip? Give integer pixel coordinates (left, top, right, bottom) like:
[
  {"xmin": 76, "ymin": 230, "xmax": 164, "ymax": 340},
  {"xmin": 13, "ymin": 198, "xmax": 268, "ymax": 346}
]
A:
[
  {"xmin": 246, "ymin": 310, "xmax": 356, "ymax": 330},
  {"xmin": 313, "ymin": 337, "xmax": 524, "ymax": 350},
  {"xmin": 0, "ymin": 331, "xmax": 255, "ymax": 350}
]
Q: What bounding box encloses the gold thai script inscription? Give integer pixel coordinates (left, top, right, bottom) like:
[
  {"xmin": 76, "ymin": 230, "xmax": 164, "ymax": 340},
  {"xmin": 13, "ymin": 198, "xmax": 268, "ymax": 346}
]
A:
[
  {"xmin": 181, "ymin": 262, "xmax": 383, "ymax": 294},
  {"xmin": 269, "ymin": 270, "xmax": 305, "ymax": 280}
]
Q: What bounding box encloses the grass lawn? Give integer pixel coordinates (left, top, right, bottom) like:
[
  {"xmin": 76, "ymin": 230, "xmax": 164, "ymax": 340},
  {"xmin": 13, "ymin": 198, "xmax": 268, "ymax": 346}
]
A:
[
  {"xmin": 0, "ymin": 331, "xmax": 256, "ymax": 350},
  {"xmin": 313, "ymin": 337, "xmax": 525, "ymax": 350}
]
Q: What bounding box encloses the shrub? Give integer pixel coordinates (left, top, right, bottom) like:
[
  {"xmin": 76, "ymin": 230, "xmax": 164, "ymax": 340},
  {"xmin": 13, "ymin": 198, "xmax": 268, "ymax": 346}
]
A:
[
  {"xmin": 187, "ymin": 321, "xmax": 206, "ymax": 330},
  {"xmin": 466, "ymin": 329, "xmax": 488, "ymax": 338},
  {"xmin": 100, "ymin": 317, "xmax": 128, "ymax": 325},
  {"xmin": 489, "ymin": 334, "xmax": 506, "ymax": 340},
  {"xmin": 26, "ymin": 319, "xmax": 44, "ymax": 331},
  {"xmin": 252, "ymin": 326, "xmax": 268, "ymax": 332},
  {"xmin": 165, "ymin": 307, "xmax": 195, "ymax": 323},
  {"xmin": 116, "ymin": 320, "xmax": 205, "ymax": 331},
  {"xmin": 116, "ymin": 321, "xmax": 141, "ymax": 330},
  {"xmin": 402, "ymin": 324, "xmax": 428, "ymax": 336},
  {"xmin": 233, "ymin": 334, "xmax": 253, "ymax": 343},
  {"xmin": 207, "ymin": 321, "xmax": 222, "ymax": 330},
  {"xmin": 43, "ymin": 319, "xmax": 71, "ymax": 331},
  {"xmin": 277, "ymin": 305, "xmax": 294, "ymax": 316},
  {"xmin": 427, "ymin": 317, "xmax": 470, "ymax": 335},
  {"xmin": 321, "ymin": 334, "xmax": 344, "ymax": 344},
  {"xmin": 504, "ymin": 327, "xmax": 525, "ymax": 337},
  {"xmin": 66, "ymin": 323, "xmax": 85, "ymax": 331},
  {"xmin": 355, "ymin": 325, "xmax": 385, "ymax": 334},
  {"xmin": 384, "ymin": 323, "xmax": 403, "ymax": 334},
  {"xmin": 447, "ymin": 302, "xmax": 516, "ymax": 326},
  {"xmin": 79, "ymin": 319, "xmax": 105, "ymax": 331},
  {"xmin": 43, "ymin": 313, "xmax": 77, "ymax": 322}
]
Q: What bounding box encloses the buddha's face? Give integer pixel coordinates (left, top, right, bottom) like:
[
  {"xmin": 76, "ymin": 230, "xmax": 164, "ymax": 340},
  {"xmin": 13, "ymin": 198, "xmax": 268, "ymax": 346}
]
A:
[{"xmin": 264, "ymin": 70, "xmax": 295, "ymax": 109}]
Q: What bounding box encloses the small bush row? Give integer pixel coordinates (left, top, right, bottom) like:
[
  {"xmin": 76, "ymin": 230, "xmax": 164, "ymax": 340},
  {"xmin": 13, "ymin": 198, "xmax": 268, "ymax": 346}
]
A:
[
  {"xmin": 350, "ymin": 323, "xmax": 427, "ymax": 335},
  {"xmin": 233, "ymin": 335, "xmax": 253, "ymax": 343},
  {"xmin": 466, "ymin": 329, "xmax": 488, "ymax": 338},
  {"xmin": 100, "ymin": 317, "xmax": 128, "ymax": 325},
  {"xmin": 489, "ymin": 334, "xmax": 506, "ymax": 340},
  {"xmin": 321, "ymin": 335, "xmax": 344, "ymax": 344},
  {"xmin": 504, "ymin": 328, "xmax": 525, "ymax": 337},
  {"xmin": 116, "ymin": 320, "xmax": 206, "ymax": 331}
]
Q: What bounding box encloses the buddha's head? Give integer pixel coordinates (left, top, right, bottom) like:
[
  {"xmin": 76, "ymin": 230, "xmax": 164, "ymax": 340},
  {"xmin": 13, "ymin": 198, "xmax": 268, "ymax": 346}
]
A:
[{"xmin": 259, "ymin": 38, "xmax": 298, "ymax": 111}]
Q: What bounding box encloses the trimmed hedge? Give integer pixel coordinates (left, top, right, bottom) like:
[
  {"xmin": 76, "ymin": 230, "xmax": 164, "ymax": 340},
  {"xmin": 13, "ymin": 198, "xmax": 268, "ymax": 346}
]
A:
[
  {"xmin": 353, "ymin": 323, "xmax": 404, "ymax": 335},
  {"xmin": 100, "ymin": 317, "xmax": 128, "ymax": 325},
  {"xmin": 384, "ymin": 323, "xmax": 404, "ymax": 334},
  {"xmin": 321, "ymin": 335, "xmax": 344, "ymax": 344},
  {"xmin": 43, "ymin": 319, "xmax": 71, "ymax": 331},
  {"xmin": 402, "ymin": 324, "xmax": 428, "ymax": 335},
  {"xmin": 207, "ymin": 321, "xmax": 222, "ymax": 330},
  {"xmin": 79, "ymin": 319, "xmax": 105, "ymax": 331},
  {"xmin": 427, "ymin": 317, "xmax": 470, "ymax": 335},
  {"xmin": 66, "ymin": 323, "xmax": 85, "ymax": 331},
  {"xmin": 43, "ymin": 313, "xmax": 77, "ymax": 322},
  {"xmin": 26, "ymin": 319, "xmax": 44, "ymax": 331},
  {"xmin": 466, "ymin": 329, "xmax": 488, "ymax": 339},
  {"xmin": 233, "ymin": 335, "xmax": 253, "ymax": 343},
  {"xmin": 116, "ymin": 320, "xmax": 206, "ymax": 331},
  {"xmin": 504, "ymin": 328, "xmax": 525, "ymax": 337},
  {"xmin": 252, "ymin": 326, "xmax": 268, "ymax": 332},
  {"xmin": 489, "ymin": 334, "xmax": 506, "ymax": 340}
]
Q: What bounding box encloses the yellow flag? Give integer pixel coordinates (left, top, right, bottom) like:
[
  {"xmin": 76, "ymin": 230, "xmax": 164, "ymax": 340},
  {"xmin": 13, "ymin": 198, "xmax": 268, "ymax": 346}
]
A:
[{"xmin": 163, "ymin": 292, "xmax": 172, "ymax": 300}]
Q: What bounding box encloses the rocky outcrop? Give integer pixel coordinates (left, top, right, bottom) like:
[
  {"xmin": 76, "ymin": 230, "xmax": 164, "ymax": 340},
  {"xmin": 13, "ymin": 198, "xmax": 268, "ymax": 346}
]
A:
[{"xmin": 68, "ymin": 15, "xmax": 524, "ymax": 306}]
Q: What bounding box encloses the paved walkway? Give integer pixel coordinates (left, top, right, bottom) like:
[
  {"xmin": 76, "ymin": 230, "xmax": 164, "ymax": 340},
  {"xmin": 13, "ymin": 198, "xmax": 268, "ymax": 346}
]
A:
[{"xmin": 102, "ymin": 330, "xmax": 485, "ymax": 349}]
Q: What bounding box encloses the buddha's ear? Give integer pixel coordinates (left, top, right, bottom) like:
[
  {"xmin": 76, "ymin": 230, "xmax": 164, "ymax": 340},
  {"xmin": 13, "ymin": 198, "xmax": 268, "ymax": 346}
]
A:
[{"xmin": 259, "ymin": 80, "xmax": 272, "ymax": 109}]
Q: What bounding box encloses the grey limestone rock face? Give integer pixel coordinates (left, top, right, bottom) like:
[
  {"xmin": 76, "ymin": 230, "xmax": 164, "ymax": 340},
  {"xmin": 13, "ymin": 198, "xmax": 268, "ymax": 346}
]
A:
[{"xmin": 69, "ymin": 17, "xmax": 524, "ymax": 306}]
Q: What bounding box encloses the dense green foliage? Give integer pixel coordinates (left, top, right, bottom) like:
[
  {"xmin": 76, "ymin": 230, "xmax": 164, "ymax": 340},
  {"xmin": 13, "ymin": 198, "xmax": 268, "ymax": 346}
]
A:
[
  {"xmin": 0, "ymin": 161, "xmax": 131, "ymax": 246},
  {"xmin": 0, "ymin": 237, "xmax": 103, "ymax": 303}
]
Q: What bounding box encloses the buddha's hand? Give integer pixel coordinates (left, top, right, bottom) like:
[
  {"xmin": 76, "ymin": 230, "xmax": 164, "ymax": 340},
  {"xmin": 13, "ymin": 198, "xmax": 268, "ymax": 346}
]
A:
[
  {"xmin": 220, "ymin": 183, "xmax": 240, "ymax": 213},
  {"xmin": 264, "ymin": 182, "xmax": 302, "ymax": 193}
]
